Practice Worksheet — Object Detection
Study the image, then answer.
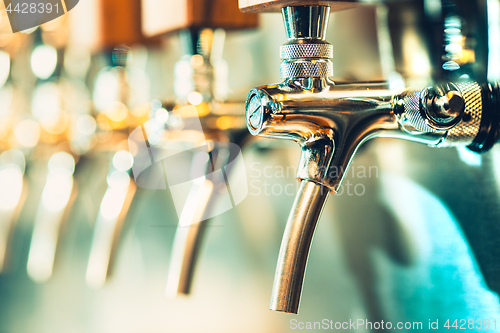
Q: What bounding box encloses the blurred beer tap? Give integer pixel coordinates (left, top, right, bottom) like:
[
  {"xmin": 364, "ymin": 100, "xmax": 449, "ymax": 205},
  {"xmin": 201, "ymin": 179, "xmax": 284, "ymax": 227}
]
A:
[
  {"xmin": 78, "ymin": 0, "xmax": 158, "ymax": 288},
  {"xmin": 85, "ymin": 46, "xmax": 142, "ymax": 289},
  {"xmin": 374, "ymin": 0, "xmax": 500, "ymax": 301},
  {"xmin": 376, "ymin": 0, "xmax": 489, "ymax": 86},
  {"xmin": 0, "ymin": 18, "xmax": 30, "ymax": 273},
  {"xmin": 0, "ymin": 150, "xmax": 27, "ymax": 273},
  {"xmin": 27, "ymin": 151, "xmax": 77, "ymax": 283},
  {"xmin": 25, "ymin": 25, "xmax": 82, "ymax": 283},
  {"xmin": 239, "ymin": 1, "xmax": 500, "ymax": 314},
  {"xmin": 164, "ymin": 28, "xmax": 253, "ymax": 298},
  {"xmin": 376, "ymin": 0, "xmax": 500, "ymax": 153},
  {"xmin": 85, "ymin": 148, "xmax": 136, "ymax": 289},
  {"xmin": 139, "ymin": 0, "xmax": 257, "ymax": 297}
]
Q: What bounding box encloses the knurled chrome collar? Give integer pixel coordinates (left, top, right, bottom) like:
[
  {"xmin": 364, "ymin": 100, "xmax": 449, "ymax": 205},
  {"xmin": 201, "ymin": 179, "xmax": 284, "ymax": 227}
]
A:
[
  {"xmin": 280, "ymin": 39, "xmax": 333, "ymax": 79},
  {"xmin": 280, "ymin": 59, "xmax": 333, "ymax": 79},
  {"xmin": 280, "ymin": 43, "xmax": 333, "ymax": 59}
]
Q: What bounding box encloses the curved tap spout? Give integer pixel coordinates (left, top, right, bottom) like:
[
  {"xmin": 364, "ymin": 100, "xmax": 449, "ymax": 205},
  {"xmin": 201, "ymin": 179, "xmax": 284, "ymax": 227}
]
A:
[
  {"xmin": 270, "ymin": 180, "xmax": 329, "ymax": 313},
  {"xmin": 165, "ymin": 150, "xmax": 216, "ymax": 297}
]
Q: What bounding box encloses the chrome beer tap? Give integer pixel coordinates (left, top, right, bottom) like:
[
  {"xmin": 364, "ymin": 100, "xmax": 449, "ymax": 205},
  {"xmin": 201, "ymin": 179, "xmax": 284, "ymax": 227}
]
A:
[
  {"xmin": 0, "ymin": 150, "xmax": 26, "ymax": 273},
  {"xmin": 136, "ymin": 0, "xmax": 257, "ymax": 297},
  {"xmin": 25, "ymin": 27, "xmax": 82, "ymax": 283},
  {"xmin": 85, "ymin": 46, "xmax": 140, "ymax": 289},
  {"xmin": 165, "ymin": 28, "xmax": 251, "ymax": 297},
  {"xmin": 0, "ymin": 31, "xmax": 30, "ymax": 273},
  {"xmin": 243, "ymin": 4, "xmax": 500, "ymax": 314}
]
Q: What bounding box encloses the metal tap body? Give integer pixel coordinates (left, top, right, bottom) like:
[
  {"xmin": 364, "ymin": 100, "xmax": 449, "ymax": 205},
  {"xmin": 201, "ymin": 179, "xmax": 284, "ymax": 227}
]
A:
[{"xmin": 245, "ymin": 5, "xmax": 499, "ymax": 314}]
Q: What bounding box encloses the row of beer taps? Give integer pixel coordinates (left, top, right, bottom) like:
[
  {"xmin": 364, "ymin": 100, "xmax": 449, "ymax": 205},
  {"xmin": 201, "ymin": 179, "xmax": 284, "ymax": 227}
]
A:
[
  {"xmin": 1, "ymin": 0, "xmax": 500, "ymax": 319},
  {"xmin": 0, "ymin": 0, "xmax": 258, "ymax": 300}
]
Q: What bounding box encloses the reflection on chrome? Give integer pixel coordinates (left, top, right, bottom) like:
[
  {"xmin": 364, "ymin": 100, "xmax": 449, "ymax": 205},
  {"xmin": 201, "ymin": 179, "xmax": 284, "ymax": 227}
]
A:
[
  {"xmin": 86, "ymin": 151, "xmax": 136, "ymax": 289},
  {"xmin": 27, "ymin": 152, "xmax": 75, "ymax": 283}
]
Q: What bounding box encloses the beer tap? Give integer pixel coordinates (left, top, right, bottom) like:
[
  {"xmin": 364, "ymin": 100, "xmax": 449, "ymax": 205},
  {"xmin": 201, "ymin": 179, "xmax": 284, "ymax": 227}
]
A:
[
  {"xmin": 137, "ymin": 0, "xmax": 257, "ymax": 297},
  {"xmin": 164, "ymin": 28, "xmax": 253, "ymax": 297},
  {"xmin": 85, "ymin": 46, "xmax": 140, "ymax": 289},
  {"xmin": 26, "ymin": 25, "xmax": 80, "ymax": 283},
  {"xmin": 66, "ymin": 0, "xmax": 160, "ymax": 288},
  {"xmin": 0, "ymin": 27, "xmax": 29, "ymax": 273},
  {"xmin": 0, "ymin": 149, "xmax": 26, "ymax": 273},
  {"xmin": 241, "ymin": 3, "xmax": 500, "ymax": 314}
]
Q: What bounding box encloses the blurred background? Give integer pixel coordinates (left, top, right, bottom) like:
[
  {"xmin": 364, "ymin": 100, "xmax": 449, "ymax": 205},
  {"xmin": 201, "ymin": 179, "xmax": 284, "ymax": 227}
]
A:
[{"xmin": 0, "ymin": 0, "xmax": 500, "ymax": 332}]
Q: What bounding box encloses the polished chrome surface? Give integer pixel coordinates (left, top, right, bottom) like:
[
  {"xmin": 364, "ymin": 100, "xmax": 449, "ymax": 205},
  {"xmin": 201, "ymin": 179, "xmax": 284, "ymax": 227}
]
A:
[
  {"xmin": 422, "ymin": 85, "xmax": 465, "ymax": 129},
  {"xmin": 280, "ymin": 43, "xmax": 333, "ymax": 59},
  {"xmin": 393, "ymin": 86, "xmax": 440, "ymax": 133},
  {"xmin": 246, "ymin": 76, "xmax": 489, "ymax": 315},
  {"xmin": 280, "ymin": 6, "xmax": 334, "ymax": 79},
  {"xmin": 280, "ymin": 59, "xmax": 333, "ymax": 78},
  {"xmin": 246, "ymin": 79, "xmax": 445, "ymax": 191},
  {"xmin": 2, "ymin": 6, "xmax": 500, "ymax": 332},
  {"xmin": 270, "ymin": 180, "xmax": 329, "ymax": 314},
  {"xmin": 282, "ymin": 6, "xmax": 330, "ymax": 40},
  {"xmin": 245, "ymin": 4, "xmax": 494, "ymax": 315}
]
